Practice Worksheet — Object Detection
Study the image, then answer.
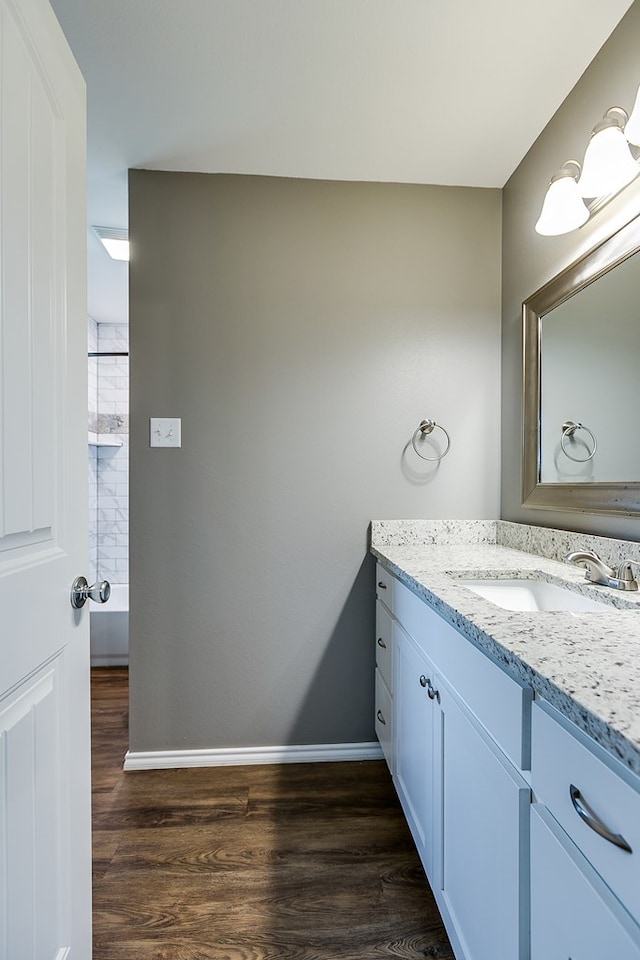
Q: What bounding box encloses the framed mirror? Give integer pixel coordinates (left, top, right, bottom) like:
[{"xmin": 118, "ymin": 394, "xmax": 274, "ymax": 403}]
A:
[{"xmin": 523, "ymin": 210, "xmax": 640, "ymax": 516}]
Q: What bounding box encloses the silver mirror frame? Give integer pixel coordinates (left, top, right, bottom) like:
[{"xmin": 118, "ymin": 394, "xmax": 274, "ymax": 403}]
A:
[{"xmin": 522, "ymin": 211, "xmax": 640, "ymax": 516}]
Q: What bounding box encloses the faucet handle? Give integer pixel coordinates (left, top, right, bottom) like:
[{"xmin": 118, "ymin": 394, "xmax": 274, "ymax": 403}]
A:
[{"xmin": 615, "ymin": 559, "xmax": 640, "ymax": 581}]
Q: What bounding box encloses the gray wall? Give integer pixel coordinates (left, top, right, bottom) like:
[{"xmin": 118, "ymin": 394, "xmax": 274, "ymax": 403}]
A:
[
  {"xmin": 502, "ymin": 0, "xmax": 640, "ymax": 538},
  {"xmin": 129, "ymin": 171, "xmax": 501, "ymax": 752}
]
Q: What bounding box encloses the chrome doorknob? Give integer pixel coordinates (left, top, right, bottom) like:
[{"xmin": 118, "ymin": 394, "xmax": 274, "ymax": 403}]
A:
[{"xmin": 70, "ymin": 576, "xmax": 111, "ymax": 609}]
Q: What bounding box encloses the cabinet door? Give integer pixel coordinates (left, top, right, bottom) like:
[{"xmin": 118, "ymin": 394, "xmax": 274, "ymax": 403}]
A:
[
  {"xmin": 393, "ymin": 624, "xmax": 438, "ymax": 878},
  {"xmin": 531, "ymin": 804, "xmax": 640, "ymax": 960},
  {"xmin": 438, "ymin": 682, "xmax": 530, "ymax": 960}
]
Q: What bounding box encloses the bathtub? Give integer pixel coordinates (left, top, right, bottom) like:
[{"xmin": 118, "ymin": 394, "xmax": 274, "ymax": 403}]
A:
[{"xmin": 90, "ymin": 583, "xmax": 129, "ymax": 667}]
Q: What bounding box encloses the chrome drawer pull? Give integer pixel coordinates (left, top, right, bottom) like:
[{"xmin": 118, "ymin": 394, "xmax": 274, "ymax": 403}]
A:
[
  {"xmin": 569, "ymin": 784, "xmax": 632, "ymax": 853},
  {"xmin": 376, "ymin": 709, "xmax": 386, "ymax": 725},
  {"xmin": 426, "ymin": 678, "xmax": 441, "ymax": 704},
  {"xmin": 377, "ymin": 581, "xmax": 387, "ymax": 590},
  {"xmin": 377, "ymin": 637, "xmax": 387, "ymax": 649}
]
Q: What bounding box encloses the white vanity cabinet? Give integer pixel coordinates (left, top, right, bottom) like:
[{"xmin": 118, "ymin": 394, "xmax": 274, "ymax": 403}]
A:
[
  {"xmin": 376, "ymin": 563, "xmax": 532, "ymax": 960},
  {"xmin": 530, "ymin": 700, "xmax": 640, "ymax": 959}
]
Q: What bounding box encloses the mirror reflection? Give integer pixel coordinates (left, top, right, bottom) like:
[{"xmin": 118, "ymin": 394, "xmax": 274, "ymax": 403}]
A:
[{"xmin": 540, "ymin": 249, "xmax": 640, "ymax": 483}]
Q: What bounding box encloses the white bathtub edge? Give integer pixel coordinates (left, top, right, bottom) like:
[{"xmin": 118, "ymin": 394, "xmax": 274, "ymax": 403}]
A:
[
  {"xmin": 90, "ymin": 583, "xmax": 129, "ymax": 614},
  {"xmin": 123, "ymin": 741, "xmax": 383, "ymax": 771},
  {"xmin": 90, "ymin": 583, "xmax": 129, "ymax": 666}
]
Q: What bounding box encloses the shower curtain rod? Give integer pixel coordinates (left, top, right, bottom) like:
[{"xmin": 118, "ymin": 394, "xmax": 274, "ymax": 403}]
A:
[{"xmin": 88, "ymin": 351, "xmax": 129, "ymax": 357}]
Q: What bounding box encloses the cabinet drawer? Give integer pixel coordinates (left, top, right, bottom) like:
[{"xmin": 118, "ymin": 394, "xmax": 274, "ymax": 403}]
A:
[
  {"xmin": 393, "ymin": 576, "xmax": 531, "ymax": 769},
  {"xmin": 375, "ymin": 600, "xmax": 393, "ymax": 690},
  {"xmin": 375, "ymin": 563, "xmax": 394, "ymax": 607},
  {"xmin": 532, "ymin": 701, "xmax": 640, "ymax": 921},
  {"xmin": 531, "ymin": 804, "xmax": 640, "ymax": 960},
  {"xmin": 375, "ymin": 668, "xmax": 392, "ymax": 771}
]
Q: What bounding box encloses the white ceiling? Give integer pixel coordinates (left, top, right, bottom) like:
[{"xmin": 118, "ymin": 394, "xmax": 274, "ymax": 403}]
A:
[{"xmin": 49, "ymin": 0, "xmax": 635, "ymax": 325}]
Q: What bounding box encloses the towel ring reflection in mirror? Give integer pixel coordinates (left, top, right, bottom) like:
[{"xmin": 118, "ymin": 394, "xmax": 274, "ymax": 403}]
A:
[
  {"xmin": 411, "ymin": 419, "xmax": 451, "ymax": 462},
  {"xmin": 560, "ymin": 420, "xmax": 597, "ymax": 463}
]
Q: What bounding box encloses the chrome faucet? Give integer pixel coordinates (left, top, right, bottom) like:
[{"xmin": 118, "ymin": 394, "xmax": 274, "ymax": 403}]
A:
[{"xmin": 565, "ymin": 550, "xmax": 639, "ymax": 591}]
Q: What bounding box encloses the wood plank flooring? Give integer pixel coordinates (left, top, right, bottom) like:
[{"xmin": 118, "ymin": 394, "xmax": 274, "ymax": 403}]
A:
[{"xmin": 91, "ymin": 668, "xmax": 454, "ymax": 959}]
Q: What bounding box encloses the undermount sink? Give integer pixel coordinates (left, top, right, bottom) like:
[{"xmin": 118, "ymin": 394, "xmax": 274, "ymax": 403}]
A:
[{"xmin": 458, "ymin": 577, "xmax": 612, "ymax": 612}]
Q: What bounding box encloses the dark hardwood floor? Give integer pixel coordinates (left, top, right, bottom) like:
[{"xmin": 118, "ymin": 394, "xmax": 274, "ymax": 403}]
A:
[{"xmin": 91, "ymin": 667, "xmax": 454, "ymax": 959}]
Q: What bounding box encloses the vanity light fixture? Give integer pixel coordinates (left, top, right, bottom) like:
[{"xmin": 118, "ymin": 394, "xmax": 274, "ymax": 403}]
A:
[
  {"xmin": 534, "ymin": 161, "xmax": 589, "ymax": 236},
  {"xmin": 577, "ymin": 107, "xmax": 639, "ymax": 198},
  {"xmin": 623, "ymin": 84, "xmax": 640, "ymax": 146},
  {"xmin": 535, "ymin": 96, "xmax": 640, "ymax": 237},
  {"xmin": 93, "ymin": 226, "xmax": 129, "ymax": 262}
]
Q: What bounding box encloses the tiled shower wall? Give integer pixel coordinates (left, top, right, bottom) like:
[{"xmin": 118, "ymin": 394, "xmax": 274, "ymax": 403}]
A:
[{"xmin": 88, "ymin": 319, "xmax": 129, "ymax": 584}]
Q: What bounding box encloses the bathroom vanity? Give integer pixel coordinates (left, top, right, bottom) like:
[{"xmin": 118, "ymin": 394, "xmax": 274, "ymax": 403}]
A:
[{"xmin": 372, "ymin": 520, "xmax": 640, "ymax": 960}]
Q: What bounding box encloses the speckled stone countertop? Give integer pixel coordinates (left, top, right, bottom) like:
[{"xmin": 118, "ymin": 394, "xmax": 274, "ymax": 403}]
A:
[{"xmin": 370, "ymin": 520, "xmax": 640, "ymax": 777}]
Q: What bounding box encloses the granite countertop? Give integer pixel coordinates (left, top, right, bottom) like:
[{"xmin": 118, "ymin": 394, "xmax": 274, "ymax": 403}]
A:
[{"xmin": 370, "ymin": 522, "xmax": 640, "ymax": 777}]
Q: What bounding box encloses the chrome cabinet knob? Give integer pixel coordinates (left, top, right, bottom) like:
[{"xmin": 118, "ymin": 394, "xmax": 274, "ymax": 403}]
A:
[
  {"xmin": 70, "ymin": 576, "xmax": 111, "ymax": 609},
  {"xmin": 419, "ymin": 675, "xmax": 428, "ymax": 688}
]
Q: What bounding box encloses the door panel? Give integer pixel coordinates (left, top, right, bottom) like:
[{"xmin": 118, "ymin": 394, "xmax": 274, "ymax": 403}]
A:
[
  {"xmin": 0, "ymin": 0, "xmax": 89, "ymax": 956},
  {"xmin": 2, "ymin": 1, "xmax": 56, "ymax": 544},
  {"xmin": 1, "ymin": 664, "xmax": 62, "ymax": 960}
]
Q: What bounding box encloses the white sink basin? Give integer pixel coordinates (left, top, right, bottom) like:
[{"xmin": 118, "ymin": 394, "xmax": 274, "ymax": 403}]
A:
[{"xmin": 459, "ymin": 578, "xmax": 611, "ymax": 612}]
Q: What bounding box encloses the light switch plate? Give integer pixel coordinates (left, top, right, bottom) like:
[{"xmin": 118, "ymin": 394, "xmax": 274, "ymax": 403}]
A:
[{"xmin": 150, "ymin": 417, "xmax": 181, "ymax": 448}]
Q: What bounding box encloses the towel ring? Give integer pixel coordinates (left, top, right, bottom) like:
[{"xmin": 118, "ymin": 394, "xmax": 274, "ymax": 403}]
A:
[
  {"xmin": 411, "ymin": 419, "xmax": 451, "ymax": 462},
  {"xmin": 561, "ymin": 420, "xmax": 597, "ymax": 463}
]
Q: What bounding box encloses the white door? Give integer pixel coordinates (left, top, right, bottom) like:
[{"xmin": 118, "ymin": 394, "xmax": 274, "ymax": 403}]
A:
[{"xmin": 0, "ymin": 0, "xmax": 90, "ymax": 957}]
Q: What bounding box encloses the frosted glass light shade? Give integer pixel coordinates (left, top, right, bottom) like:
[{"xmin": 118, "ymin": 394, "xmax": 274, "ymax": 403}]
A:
[
  {"xmin": 93, "ymin": 226, "xmax": 130, "ymax": 262},
  {"xmin": 624, "ymin": 85, "xmax": 640, "ymax": 146},
  {"xmin": 535, "ymin": 169, "xmax": 589, "ymax": 236},
  {"xmin": 100, "ymin": 237, "xmax": 130, "ymax": 261},
  {"xmin": 578, "ymin": 125, "xmax": 639, "ymax": 198}
]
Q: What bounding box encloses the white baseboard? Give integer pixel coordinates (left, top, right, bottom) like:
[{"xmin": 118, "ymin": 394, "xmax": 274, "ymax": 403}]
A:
[{"xmin": 123, "ymin": 740, "xmax": 383, "ymax": 771}]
